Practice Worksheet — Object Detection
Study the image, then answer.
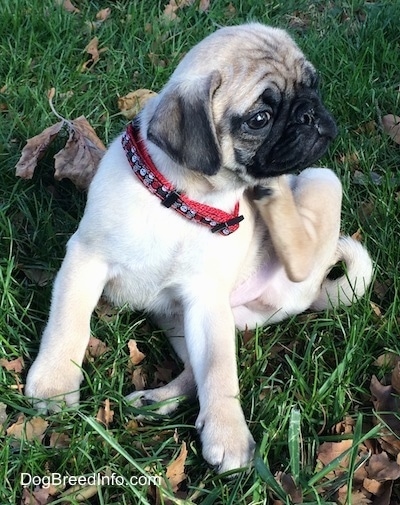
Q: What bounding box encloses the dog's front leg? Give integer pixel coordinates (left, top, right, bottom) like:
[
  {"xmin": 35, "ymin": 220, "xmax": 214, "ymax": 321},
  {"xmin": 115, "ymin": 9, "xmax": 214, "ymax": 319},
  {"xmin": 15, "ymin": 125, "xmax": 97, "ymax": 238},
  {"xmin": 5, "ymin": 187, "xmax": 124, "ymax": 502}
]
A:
[
  {"xmin": 25, "ymin": 236, "xmax": 109, "ymax": 412},
  {"xmin": 253, "ymin": 170, "xmax": 341, "ymax": 282},
  {"xmin": 183, "ymin": 288, "xmax": 255, "ymax": 473}
]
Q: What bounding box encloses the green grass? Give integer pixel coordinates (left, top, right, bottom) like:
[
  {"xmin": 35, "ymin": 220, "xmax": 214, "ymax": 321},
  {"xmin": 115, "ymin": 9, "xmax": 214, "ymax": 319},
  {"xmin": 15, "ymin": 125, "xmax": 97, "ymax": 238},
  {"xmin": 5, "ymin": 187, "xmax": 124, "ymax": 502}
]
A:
[{"xmin": 1, "ymin": 0, "xmax": 400, "ymax": 503}]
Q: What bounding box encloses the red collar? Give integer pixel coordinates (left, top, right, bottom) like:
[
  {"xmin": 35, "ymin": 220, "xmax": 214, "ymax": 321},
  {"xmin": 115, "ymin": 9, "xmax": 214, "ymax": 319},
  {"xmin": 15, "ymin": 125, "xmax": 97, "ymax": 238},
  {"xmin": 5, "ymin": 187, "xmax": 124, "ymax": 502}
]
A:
[{"xmin": 122, "ymin": 123, "xmax": 244, "ymax": 236}]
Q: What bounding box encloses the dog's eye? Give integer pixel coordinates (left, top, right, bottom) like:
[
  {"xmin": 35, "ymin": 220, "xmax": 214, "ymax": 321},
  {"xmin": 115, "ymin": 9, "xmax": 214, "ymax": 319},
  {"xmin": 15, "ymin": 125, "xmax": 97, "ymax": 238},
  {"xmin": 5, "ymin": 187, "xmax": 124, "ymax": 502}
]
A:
[{"xmin": 246, "ymin": 111, "xmax": 271, "ymax": 130}]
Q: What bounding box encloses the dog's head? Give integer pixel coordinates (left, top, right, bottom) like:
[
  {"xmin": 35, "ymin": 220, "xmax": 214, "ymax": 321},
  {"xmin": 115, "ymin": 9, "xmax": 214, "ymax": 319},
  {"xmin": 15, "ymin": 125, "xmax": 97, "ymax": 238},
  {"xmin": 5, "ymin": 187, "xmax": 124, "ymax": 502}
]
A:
[{"xmin": 145, "ymin": 23, "xmax": 337, "ymax": 184}]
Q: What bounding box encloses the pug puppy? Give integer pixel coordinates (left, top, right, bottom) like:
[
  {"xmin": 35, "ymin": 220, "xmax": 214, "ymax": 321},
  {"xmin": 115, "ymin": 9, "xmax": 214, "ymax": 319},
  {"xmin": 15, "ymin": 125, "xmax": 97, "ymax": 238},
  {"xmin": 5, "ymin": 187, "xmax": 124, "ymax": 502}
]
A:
[{"xmin": 25, "ymin": 23, "xmax": 372, "ymax": 473}]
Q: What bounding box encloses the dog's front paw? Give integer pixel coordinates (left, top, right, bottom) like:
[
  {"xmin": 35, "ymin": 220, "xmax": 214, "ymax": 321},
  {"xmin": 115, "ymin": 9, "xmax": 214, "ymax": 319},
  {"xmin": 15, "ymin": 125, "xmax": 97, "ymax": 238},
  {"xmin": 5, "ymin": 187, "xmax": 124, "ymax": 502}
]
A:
[
  {"xmin": 253, "ymin": 177, "xmax": 288, "ymax": 203},
  {"xmin": 196, "ymin": 406, "xmax": 255, "ymax": 474},
  {"xmin": 125, "ymin": 389, "xmax": 183, "ymax": 419},
  {"xmin": 25, "ymin": 359, "xmax": 83, "ymax": 413}
]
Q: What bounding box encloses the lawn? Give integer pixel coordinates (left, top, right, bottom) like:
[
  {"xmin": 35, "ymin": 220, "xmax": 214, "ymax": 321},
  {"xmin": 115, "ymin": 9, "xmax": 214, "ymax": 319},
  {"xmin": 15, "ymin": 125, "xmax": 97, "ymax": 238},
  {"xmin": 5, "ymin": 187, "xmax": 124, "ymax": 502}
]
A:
[{"xmin": 0, "ymin": 0, "xmax": 399, "ymax": 503}]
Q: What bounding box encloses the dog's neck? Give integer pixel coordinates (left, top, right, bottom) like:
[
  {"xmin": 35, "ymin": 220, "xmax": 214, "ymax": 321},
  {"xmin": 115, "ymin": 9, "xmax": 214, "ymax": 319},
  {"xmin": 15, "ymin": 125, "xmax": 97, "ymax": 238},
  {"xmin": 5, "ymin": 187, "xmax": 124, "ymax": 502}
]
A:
[
  {"xmin": 122, "ymin": 124, "xmax": 245, "ymax": 235},
  {"xmin": 144, "ymin": 140, "xmax": 246, "ymax": 207}
]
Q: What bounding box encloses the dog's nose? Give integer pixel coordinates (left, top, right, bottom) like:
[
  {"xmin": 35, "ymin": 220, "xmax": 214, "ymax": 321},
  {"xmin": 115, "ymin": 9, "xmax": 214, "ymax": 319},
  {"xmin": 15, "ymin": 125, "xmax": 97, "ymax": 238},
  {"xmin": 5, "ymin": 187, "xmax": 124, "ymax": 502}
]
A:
[{"xmin": 316, "ymin": 114, "xmax": 338, "ymax": 140}]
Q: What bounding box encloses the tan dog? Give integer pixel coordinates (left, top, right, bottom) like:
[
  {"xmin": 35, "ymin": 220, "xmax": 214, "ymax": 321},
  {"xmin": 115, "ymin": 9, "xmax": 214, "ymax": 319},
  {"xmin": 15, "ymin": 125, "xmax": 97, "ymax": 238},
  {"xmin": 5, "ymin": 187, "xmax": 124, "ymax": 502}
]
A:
[{"xmin": 25, "ymin": 23, "xmax": 372, "ymax": 473}]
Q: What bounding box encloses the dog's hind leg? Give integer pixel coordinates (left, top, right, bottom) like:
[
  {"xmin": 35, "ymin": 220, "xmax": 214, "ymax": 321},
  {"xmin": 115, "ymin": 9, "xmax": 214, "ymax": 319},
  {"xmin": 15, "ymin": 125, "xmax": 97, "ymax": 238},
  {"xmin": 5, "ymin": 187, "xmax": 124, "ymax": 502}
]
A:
[
  {"xmin": 25, "ymin": 234, "xmax": 109, "ymax": 412},
  {"xmin": 126, "ymin": 315, "xmax": 197, "ymax": 416}
]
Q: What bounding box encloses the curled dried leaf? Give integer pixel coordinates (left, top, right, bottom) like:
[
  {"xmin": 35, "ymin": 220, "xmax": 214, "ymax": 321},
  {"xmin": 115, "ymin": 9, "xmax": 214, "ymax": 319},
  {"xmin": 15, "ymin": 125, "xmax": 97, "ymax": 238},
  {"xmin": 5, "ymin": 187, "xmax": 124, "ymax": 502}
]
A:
[
  {"xmin": 128, "ymin": 340, "xmax": 146, "ymax": 367},
  {"xmin": 96, "ymin": 8, "xmax": 111, "ymax": 21},
  {"xmin": 15, "ymin": 121, "xmax": 64, "ymax": 180},
  {"xmin": 54, "ymin": 115, "xmax": 105, "ymax": 190},
  {"xmin": 165, "ymin": 442, "xmax": 188, "ymax": 492},
  {"xmin": 0, "ymin": 356, "xmax": 25, "ymax": 373},
  {"xmin": 85, "ymin": 336, "xmax": 109, "ymax": 359},
  {"xmin": 118, "ymin": 89, "xmax": 158, "ymax": 120},
  {"xmin": 6, "ymin": 414, "xmax": 48, "ymax": 442},
  {"xmin": 382, "ymin": 114, "xmax": 400, "ymax": 145},
  {"xmin": 96, "ymin": 398, "xmax": 114, "ymax": 427}
]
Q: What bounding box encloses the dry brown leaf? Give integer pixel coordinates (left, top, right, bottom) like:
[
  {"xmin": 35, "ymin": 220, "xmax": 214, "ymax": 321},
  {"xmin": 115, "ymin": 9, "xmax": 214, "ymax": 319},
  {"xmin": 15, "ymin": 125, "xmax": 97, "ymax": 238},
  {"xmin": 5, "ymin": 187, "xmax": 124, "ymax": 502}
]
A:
[
  {"xmin": 56, "ymin": 0, "xmax": 80, "ymax": 14},
  {"xmin": 15, "ymin": 121, "xmax": 64, "ymax": 179},
  {"xmin": 337, "ymin": 487, "xmax": 371, "ymax": 505},
  {"xmin": 96, "ymin": 398, "xmax": 114, "ymax": 427},
  {"xmin": 333, "ymin": 415, "xmax": 356, "ymax": 435},
  {"xmin": 370, "ymin": 374, "xmax": 400, "ymax": 457},
  {"xmin": 131, "ymin": 366, "xmax": 147, "ymax": 390},
  {"xmin": 85, "ymin": 336, "xmax": 109, "ymax": 360},
  {"xmin": 276, "ymin": 473, "xmax": 302, "ymax": 503},
  {"xmin": 370, "ymin": 302, "xmax": 383, "ymax": 318},
  {"xmin": 373, "ymin": 279, "xmax": 393, "ymax": 301},
  {"xmin": 118, "ymin": 89, "xmax": 158, "ymax": 120},
  {"xmin": 20, "ymin": 266, "xmax": 54, "ymax": 287},
  {"xmin": 54, "ymin": 115, "xmax": 105, "ymax": 190},
  {"xmin": 351, "ymin": 228, "xmax": 363, "ymax": 242},
  {"xmin": 0, "ymin": 402, "xmax": 7, "ymax": 434},
  {"xmin": 199, "ymin": 0, "xmax": 211, "ymax": 11},
  {"xmin": 165, "ymin": 442, "xmax": 187, "ymax": 492},
  {"xmin": 6, "ymin": 414, "xmax": 48, "ymax": 442},
  {"xmin": 96, "ymin": 7, "xmax": 111, "ymax": 21},
  {"xmin": 0, "ymin": 356, "xmax": 24, "ymax": 373},
  {"xmin": 382, "ymin": 114, "xmax": 400, "ymax": 145},
  {"xmin": 21, "ymin": 486, "xmax": 52, "ymax": 505},
  {"xmin": 366, "ymin": 452, "xmax": 400, "ymax": 482},
  {"xmin": 81, "ymin": 37, "xmax": 107, "ymax": 71},
  {"xmin": 95, "ymin": 297, "xmax": 118, "ymax": 322},
  {"xmin": 128, "ymin": 339, "xmax": 146, "ymax": 367},
  {"xmin": 317, "ymin": 439, "xmax": 353, "ymax": 469},
  {"xmin": 374, "ymin": 353, "xmax": 400, "ymax": 368},
  {"xmin": 49, "ymin": 431, "xmax": 71, "ymax": 448}
]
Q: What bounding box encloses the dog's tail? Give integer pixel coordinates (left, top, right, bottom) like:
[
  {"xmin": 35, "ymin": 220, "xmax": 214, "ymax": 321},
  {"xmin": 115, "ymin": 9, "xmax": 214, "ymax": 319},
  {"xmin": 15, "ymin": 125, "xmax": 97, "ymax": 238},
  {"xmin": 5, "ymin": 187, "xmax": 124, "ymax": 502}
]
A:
[{"xmin": 311, "ymin": 236, "xmax": 374, "ymax": 311}]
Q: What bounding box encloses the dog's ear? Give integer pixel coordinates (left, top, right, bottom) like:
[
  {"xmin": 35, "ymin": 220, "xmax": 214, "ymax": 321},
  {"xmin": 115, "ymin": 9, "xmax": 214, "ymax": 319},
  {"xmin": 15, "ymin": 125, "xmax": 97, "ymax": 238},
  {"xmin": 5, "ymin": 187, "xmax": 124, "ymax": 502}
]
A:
[{"xmin": 147, "ymin": 71, "xmax": 221, "ymax": 175}]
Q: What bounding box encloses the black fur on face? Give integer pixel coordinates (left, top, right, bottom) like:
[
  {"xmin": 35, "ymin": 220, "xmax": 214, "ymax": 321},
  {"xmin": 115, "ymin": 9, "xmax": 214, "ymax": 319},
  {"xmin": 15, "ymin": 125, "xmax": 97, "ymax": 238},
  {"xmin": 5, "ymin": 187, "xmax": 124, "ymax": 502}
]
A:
[{"xmin": 230, "ymin": 83, "xmax": 337, "ymax": 180}]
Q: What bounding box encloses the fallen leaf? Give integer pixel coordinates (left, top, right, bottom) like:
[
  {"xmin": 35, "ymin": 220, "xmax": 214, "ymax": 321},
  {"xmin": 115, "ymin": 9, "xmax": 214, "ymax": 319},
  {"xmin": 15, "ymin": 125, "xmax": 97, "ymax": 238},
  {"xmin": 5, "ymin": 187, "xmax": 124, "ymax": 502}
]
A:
[
  {"xmin": 0, "ymin": 402, "xmax": 7, "ymax": 432},
  {"xmin": 0, "ymin": 356, "xmax": 24, "ymax": 373},
  {"xmin": 15, "ymin": 121, "xmax": 64, "ymax": 180},
  {"xmin": 49, "ymin": 431, "xmax": 71, "ymax": 448},
  {"xmin": 374, "ymin": 353, "xmax": 399, "ymax": 368},
  {"xmin": 96, "ymin": 398, "xmax": 114, "ymax": 427},
  {"xmin": 337, "ymin": 487, "xmax": 371, "ymax": 505},
  {"xmin": 131, "ymin": 366, "xmax": 147, "ymax": 390},
  {"xmin": 6, "ymin": 414, "xmax": 48, "ymax": 442},
  {"xmin": 351, "ymin": 229, "xmax": 363, "ymax": 242},
  {"xmin": 373, "ymin": 279, "xmax": 393, "ymax": 301},
  {"xmin": 118, "ymin": 89, "xmax": 158, "ymax": 120},
  {"xmin": 96, "ymin": 7, "xmax": 111, "ymax": 21},
  {"xmin": 95, "ymin": 297, "xmax": 118, "ymax": 322},
  {"xmin": 366, "ymin": 452, "xmax": 400, "ymax": 481},
  {"xmin": 333, "ymin": 415, "xmax": 356, "ymax": 435},
  {"xmin": 21, "ymin": 486, "xmax": 52, "ymax": 505},
  {"xmin": 85, "ymin": 336, "xmax": 109, "ymax": 360},
  {"xmin": 56, "ymin": 0, "xmax": 80, "ymax": 14},
  {"xmin": 19, "ymin": 266, "xmax": 54, "ymax": 287},
  {"xmin": 199, "ymin": 0, "xmax": 211, "ymax": 11},
  {"xmin": 370, "ymin": 374, "xmax": 400, "ymax": 457},
  {"xmin": 81, "ymin": 37, "xmax": 107, "ymax": 71},
  {"xmin": 276, "ymin": 472, "xmax": 302, "ymax": 503},
  {"xmin": 165, "ymin": 442, "xmax": 187, "ymax": 492},
  {"xmin": 317, "ymin": 439, "xmax": 353, "ymax": 466},
  {"xmin": 382, "ymin": 114, "xmax": 400, "ymax": 145},
  {"xmin": 128, "ymin": 340, "xmax": 146, "ymax": 367},
  {"xmin": 370, "ymin": 302, "xmax": 382, "ymax": 318},
  {"xmin": 53, "ymin": 115, "xmax": 105, "ymax": 190},
  {"xmin": 392, "ymin": 361, "xmax": 400, "ymax": 394}
]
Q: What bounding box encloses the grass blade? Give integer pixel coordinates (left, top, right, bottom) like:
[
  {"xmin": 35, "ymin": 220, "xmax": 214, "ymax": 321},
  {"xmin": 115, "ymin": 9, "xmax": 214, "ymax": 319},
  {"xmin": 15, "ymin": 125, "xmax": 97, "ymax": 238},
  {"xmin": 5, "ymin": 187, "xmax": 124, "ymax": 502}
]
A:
[{"xmin": 288, "ymin": 407, "xmax": 301, "ymax": 485}]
